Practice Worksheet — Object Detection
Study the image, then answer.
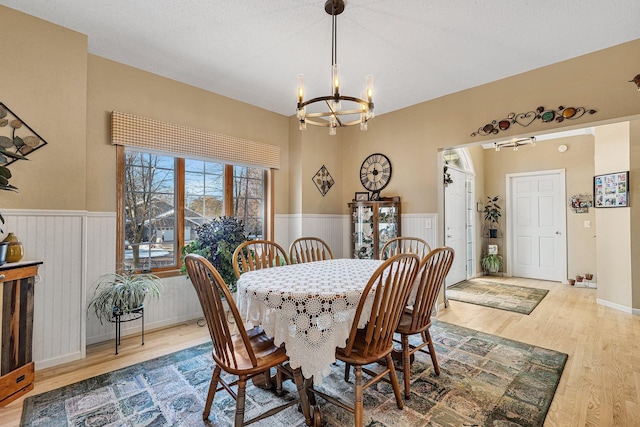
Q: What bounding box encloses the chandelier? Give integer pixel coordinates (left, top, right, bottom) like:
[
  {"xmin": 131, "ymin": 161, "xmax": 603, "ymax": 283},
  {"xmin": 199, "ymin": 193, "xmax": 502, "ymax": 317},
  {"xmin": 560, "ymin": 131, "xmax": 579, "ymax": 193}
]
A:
[
  {"xmin": 296, "ymin": 0, "xmax": 374, "ymax": 135},
  {"xmin": 494, "ymin": 136, "xmax": 536, "ymax": 151}
]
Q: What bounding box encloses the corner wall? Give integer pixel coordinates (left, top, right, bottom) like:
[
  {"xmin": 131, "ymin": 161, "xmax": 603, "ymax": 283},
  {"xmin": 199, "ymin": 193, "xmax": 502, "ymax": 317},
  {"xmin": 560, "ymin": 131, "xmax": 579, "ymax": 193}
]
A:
[{"xmin": 595, "ymin": 123, "xmax": 632, "ymax": 309}]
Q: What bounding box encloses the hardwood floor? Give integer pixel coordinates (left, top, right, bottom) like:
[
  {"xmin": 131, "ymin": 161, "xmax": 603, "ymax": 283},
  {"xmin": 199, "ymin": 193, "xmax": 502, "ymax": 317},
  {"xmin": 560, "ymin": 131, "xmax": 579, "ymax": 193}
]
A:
[{"xmin": 2, "ymin": 277, "xmax": 640, "ymax": 426}]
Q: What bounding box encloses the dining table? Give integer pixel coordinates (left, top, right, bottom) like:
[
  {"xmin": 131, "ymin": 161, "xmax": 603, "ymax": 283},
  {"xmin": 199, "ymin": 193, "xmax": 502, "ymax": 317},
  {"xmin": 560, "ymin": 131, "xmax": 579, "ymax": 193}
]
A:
[{"xmin": 236, "ymin": 258, "xmax": 385, "ymax": 382}]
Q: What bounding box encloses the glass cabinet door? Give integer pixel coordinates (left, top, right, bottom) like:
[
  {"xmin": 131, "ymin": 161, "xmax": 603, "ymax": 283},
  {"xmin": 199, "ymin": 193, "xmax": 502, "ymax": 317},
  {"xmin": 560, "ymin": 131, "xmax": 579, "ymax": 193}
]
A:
[
  {"xmin": 352, "ymin": 205, "xmax": 374, "ymax": 259},
  {"xmin": 349, "ymin": 197, "xmax": 401, "ymax": 259},
  {"xmin": 378, "ymin": 205, "xmax": 398, "ymax": 255}
]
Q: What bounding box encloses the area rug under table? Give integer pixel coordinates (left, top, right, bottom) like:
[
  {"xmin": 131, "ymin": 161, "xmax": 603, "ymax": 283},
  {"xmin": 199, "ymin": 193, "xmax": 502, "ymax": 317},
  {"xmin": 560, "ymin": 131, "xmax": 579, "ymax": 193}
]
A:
[
  {"xmin": 447, "ymin": 279, "xmax": 549, "ymax": 314},
  {"xmin": 21, "ymin": 321, "xmax": 567, "ymax": 427}
]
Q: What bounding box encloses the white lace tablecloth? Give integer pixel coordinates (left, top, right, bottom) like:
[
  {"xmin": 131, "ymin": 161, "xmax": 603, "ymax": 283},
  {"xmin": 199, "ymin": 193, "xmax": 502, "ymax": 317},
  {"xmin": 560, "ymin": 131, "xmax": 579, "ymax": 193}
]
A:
[{"xmin": 236, "ymin": 258, "xmax": 383, "ymax": 381}]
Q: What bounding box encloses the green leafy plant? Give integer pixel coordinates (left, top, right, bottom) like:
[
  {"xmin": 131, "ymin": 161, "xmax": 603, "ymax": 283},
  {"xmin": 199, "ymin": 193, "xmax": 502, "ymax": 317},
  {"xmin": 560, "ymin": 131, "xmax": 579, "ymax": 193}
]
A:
[
  {"xmin": 180, "ymin": 217, "xmax": 248, "ymax": 293},
  {"xmin": 483, "ymin": 195, "xmax": 501, "ymax": 228},
  {"xmin": 87, "ymin": 271, "xmax": 162, "ymax": 325},
  {"xmin": 0, "ymin": 163, "xmax": 18, "ymax": 234},
  {"xmin": 481, "ymin": 253, "xmax": 503, "ymax": 274}
]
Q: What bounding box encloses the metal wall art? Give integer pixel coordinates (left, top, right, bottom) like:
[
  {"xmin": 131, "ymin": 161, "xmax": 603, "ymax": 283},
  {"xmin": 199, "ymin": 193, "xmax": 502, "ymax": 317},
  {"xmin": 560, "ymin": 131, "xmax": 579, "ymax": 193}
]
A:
[
  {"xmin": 0, "ymin": 102, "xmax": 48, "ymax": 166},
  {"xmin": 630, "ymin": 74, "xmax": 640, "ymax": 91},
  {"xmin": 312, "ymin": 165, "xmax": 335, "ymax": 196},
  {"xmin": 470, "ymin": 105, "xmax": 597, "ymax": 137}
]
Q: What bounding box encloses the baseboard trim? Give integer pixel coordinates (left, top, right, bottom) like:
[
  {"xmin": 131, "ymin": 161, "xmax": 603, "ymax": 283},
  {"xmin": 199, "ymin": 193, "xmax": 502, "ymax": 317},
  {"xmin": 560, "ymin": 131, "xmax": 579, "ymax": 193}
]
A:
[{"xmin": 596, "ymin": 298, "xmax": 634, "ymax": 314}]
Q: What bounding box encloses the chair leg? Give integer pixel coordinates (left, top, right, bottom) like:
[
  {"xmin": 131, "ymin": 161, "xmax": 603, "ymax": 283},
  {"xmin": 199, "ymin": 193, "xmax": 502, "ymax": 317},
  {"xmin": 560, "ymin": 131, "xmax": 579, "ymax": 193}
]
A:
[
  {"xmin": 354, "ymin": 366, "xmax": 364, "ymax": 427},
  {"xmin": 401, "ymin": 334, "xmax": 411, "ymax": 399},
  {"xmin": 344, "ymin": 362, "xmax": 351, "ymax": 381},
  {"xmin": 425, "ymin": 329, "xmax": 440, "ymax": 375},
  {"xmin": 386, "ymin": 354, "xmax": 404, "ymax": 410},
  {"xmin": 203, "ymin": 365, "xmax": 221, "ymax": 420},
  {"xmin": 234, "ymin": 377, "xmax": 247, "ymax": 427}
]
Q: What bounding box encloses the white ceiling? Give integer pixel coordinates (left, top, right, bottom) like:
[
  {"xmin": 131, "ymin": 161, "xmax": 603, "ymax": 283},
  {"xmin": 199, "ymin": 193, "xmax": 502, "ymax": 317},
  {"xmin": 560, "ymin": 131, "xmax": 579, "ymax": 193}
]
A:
[{"xmin": 3, "ymin": 1, "xmax": 640, "ymax": 117}]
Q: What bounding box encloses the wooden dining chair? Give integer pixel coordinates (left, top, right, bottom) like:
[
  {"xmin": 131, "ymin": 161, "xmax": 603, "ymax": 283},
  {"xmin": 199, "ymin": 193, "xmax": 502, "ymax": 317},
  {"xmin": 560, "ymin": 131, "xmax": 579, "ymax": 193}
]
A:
[
  {"xmin": 308, "ymin": 253, "xmax": 420, "ymax": 427},
  {"xmin": 380, "ymin": 236, "xmax": 431, "ymax": 260},
  {"xmin": 185, "ymin": 254, "xmax": 314, "ymax": 426},
  {"xmin": 395, "ymin": 246, "xmax": 454, "ymax": 399},
  {"xmin": 232, "ymin": 239, "xmax": 290, "ymax": 279},
  {"xmin": 289, "ymin": 237, "xmax": 334, "ymax": 264}
]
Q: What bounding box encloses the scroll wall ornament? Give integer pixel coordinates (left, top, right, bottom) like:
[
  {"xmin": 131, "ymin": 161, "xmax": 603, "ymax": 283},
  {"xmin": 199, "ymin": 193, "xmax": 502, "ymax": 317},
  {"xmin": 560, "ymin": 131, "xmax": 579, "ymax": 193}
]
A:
[
  {"xmin": 470, "ymin": 105, "xmax": 597, "ymax": 137},
  {"xmin": 313, "ymin": 165, "xmax": 335, "ymax": 196},
  {"xmin": 630, "ymin": 74, "xmax": 640, "ymax": 91},
  {"xmin": 0, "ymin": 102, "xmax": 48, "ymax": 166}
]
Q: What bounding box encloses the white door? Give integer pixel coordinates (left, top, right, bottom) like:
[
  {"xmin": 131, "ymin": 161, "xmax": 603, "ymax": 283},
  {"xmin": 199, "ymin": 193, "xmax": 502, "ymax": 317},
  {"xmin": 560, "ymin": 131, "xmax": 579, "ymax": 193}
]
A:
[
  {"xmin": 445, "ymin": 168, "xmax": 467, "ymax": 286},
  {"xmin": 508, "ymin": 170, "xmax": 566, "ymax": 281}
]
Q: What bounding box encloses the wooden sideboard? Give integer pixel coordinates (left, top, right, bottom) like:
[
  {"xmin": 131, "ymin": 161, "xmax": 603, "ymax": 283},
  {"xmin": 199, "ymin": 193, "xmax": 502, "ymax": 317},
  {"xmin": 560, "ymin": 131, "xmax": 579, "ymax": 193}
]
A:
[{"xmin": 0, "ymin": 260, "xmax": 42, "ymax": 407}]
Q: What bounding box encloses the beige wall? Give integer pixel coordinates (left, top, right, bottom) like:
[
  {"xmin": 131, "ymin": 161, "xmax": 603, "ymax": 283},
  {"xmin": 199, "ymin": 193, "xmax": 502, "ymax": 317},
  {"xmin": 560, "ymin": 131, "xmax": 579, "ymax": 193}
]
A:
[
  {"xmin": 483, "ymin": 134, "xmax": 596, "ymax": 279},
  {"xmin": 338, "ymin": 38, "xmax": 640, "ymax": 217},
  {"xmin": 595, "ymin": 123, "xmax": 632, "ymax": 306},
  {"xmin": 630, "ymin": 120, "xmax": 640, "ymax": 308},
  {"xmin": 87, "ymin": 55, "xmax": 291, "ymax": 213},
  {"xmin": 0, "ymin": 6, "xmax": 88, "ymax": 210}
]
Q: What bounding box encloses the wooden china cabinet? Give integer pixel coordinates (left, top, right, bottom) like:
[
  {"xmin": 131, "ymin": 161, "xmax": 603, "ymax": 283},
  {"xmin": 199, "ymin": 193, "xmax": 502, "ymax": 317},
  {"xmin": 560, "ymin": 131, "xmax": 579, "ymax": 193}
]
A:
[{"xmin": 348, "ymin": 196, "xmax": 401, "ymax": 259}]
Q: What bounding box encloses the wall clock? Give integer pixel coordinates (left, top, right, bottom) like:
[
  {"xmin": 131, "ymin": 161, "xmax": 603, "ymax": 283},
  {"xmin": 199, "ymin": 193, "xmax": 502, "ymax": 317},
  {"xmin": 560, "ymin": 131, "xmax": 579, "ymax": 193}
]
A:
[{"xmin": 359, "ymin": 153, "xmax": 392, "ymax": 200}]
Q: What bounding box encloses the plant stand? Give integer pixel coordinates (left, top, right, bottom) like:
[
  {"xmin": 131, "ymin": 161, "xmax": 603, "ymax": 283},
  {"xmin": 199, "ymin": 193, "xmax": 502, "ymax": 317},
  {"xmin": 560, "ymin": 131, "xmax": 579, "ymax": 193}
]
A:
[{"xmin": 109, "ymin": 305, "xmax": 144, "ymax": 355}]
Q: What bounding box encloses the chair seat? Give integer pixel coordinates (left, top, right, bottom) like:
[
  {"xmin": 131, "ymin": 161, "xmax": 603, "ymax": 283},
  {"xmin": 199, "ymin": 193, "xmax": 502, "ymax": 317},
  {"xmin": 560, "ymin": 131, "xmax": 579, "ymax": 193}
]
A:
[
  {"xmin": 395, "ymin": 309, "xmax": 431, "ymax": 335},
  {"xmin": 226, "ymin": 329, "xmax": 288, "ymax": 374},
  {"xmin": 335, "ymin": 328, "xmax": 395, "ymax": 366}
]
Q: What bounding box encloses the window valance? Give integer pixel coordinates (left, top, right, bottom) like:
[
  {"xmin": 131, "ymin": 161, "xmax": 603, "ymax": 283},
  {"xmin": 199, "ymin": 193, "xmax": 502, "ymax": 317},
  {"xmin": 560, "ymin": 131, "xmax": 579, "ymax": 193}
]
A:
[{"xmin": 111, "ymin": 111, "xmax": 280, "ymax": 170}]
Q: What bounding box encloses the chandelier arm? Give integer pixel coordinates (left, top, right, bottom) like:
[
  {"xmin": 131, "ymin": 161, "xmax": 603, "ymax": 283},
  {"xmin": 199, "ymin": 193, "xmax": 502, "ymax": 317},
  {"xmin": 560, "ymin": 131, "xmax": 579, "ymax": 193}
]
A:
[{"xmin": 299, "ymin": 95, "xmax": 372, "ymax": 110}]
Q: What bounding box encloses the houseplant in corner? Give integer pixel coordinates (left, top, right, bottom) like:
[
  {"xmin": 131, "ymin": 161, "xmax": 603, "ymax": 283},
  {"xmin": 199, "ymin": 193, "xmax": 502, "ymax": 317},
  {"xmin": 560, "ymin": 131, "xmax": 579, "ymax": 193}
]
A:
[
  {"xmin": 483, "ymin": 195, "xmax": 502, "ymax": 238},
  {"xmin": 0, "ymin": 160, "xmax": 19, "ymax": 265},
  {"xmin": 87, "ymin": 270, "xmax": 162, "ymax": 325},
  {"xmin": 481, "ymin": 253, "xmax": 503, "ymax": 274}
]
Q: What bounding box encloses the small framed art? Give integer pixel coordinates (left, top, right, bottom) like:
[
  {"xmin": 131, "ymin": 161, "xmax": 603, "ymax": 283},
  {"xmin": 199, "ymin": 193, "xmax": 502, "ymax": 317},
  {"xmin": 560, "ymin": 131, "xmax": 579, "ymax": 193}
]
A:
[
  {"xmin": 594, "ymin": 171, "xmax": 629, "ymax": 208},
  {"xmin": 354, "ymin": 192, "xmax": 369, "ymax": 202}
]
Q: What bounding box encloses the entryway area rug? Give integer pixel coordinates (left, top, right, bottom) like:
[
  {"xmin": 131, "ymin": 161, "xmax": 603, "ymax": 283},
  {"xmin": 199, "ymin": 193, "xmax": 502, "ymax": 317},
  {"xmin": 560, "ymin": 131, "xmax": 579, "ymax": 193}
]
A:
[
  {"xmin": 447, "ymin": 279, "xmax": 549, "ymax": 314},
  {"xmin": 21, "ymin": 321, "xmax": 567, "ymax": 427}
]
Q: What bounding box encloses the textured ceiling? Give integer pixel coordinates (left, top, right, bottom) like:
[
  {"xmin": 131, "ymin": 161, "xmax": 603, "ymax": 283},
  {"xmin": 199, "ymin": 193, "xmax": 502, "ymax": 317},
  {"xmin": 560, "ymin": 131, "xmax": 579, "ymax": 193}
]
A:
[{"xmin": 2, "ymin": 0, "xmax": 640, "ymax": 117}]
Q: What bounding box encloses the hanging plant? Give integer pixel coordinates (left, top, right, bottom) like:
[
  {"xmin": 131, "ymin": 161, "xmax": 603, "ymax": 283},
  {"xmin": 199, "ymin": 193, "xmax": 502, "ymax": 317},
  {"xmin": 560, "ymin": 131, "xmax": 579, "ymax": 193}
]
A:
[{"xmin": 443, "ymin": 161, "xmax": 453, "ymax": 186}]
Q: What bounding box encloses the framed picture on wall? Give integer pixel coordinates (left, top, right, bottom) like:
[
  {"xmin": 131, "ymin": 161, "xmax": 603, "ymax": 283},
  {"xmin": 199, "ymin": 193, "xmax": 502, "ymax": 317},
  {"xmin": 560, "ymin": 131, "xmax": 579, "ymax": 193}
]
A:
[{"xmin": 593, "ymin": 171, "xmax": 629, "ymax": 207}]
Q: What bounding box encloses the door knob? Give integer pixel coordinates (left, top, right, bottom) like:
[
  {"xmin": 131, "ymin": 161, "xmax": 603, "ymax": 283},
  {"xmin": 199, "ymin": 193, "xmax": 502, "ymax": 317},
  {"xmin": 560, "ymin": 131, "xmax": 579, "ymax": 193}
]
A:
[{"xmin": 555, "ymin": 231, "xmax": 561, "ymax": 235}]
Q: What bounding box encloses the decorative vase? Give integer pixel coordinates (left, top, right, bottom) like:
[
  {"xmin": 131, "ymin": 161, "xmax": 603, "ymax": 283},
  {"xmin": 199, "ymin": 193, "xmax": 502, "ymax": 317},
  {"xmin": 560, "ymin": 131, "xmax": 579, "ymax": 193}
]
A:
[
  {"xmin": 3, "ymin": 232, "xmax": 24, "ymax": 263},
  {"xmin": 489, "ymin": 228, "xmax": 498, "ymax": 238},
  {"xmin": 576, "ymin": 275, "xmax": 583, "ymax": 282},
  {"xmin": 585, "ymin": 273, "xmax": 593, "ymax": 280},
  {"xmin": 568, "ymin": 279, "xmax": 575, "ymax": 286},
  {"xmin": 0, "ymin": 242, "xmax": 7, "ymax": 266}
]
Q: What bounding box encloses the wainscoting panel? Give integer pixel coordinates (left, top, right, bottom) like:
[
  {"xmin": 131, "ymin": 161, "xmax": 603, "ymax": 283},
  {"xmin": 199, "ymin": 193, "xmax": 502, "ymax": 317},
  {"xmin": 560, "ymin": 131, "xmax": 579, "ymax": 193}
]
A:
[
  {"xmin": 299, "ymin": 214, "xmax": 346, "ymax": 259},
  {"xmin": 401, "ymin": 213, "xmax": 439, "ymax": 250},
  {"xmin": 2, "ymin": 210, "xmax": 86, "ymax": 369}
]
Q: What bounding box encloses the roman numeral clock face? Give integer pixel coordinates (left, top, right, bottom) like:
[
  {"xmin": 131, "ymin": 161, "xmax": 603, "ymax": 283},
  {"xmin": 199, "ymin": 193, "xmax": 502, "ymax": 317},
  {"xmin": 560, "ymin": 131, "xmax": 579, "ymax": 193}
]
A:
[{"xmin": 359, "ymin": 153, "xmax": 392, "ymax": 199}]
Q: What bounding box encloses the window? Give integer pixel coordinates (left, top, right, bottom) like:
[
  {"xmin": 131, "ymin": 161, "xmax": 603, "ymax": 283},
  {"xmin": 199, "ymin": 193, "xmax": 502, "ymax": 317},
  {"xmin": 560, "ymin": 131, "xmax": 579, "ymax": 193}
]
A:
[
  {"xmin": 233, "ymin": 166, "xmax": 265, "ymax": 239},
  {"xmin": 118, "ymin": 147, "xmax": 268, "ymax": 274}
]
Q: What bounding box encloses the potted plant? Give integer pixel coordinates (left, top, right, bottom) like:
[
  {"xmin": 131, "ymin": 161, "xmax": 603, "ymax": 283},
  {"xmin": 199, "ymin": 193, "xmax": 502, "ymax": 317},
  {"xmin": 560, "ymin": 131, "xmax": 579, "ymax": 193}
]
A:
[
  {"xmin": 0, "ymin": 160, "xmax": 19, "ymax": 265},
  {"xmin": 87, "ymin": 270, "xmax": 162, "ymax": 325},
  {"xmin": 481, "ymin": 253, "xmax": 503, "ymax": 274},
  {"xmin": 180, "ymin": 216, "xmax": 248, "ymax": 293},
  {"xmin": 483, "ymin": 195, "xmax": 502, "ymax": 238}
]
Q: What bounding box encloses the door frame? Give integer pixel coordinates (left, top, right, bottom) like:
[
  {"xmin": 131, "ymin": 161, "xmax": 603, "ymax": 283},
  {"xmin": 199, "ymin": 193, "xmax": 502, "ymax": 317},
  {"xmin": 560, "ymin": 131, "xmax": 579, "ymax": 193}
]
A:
[{"xmin": 505, "ymin": 169, "xmax": 567, "ymax": 281}]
